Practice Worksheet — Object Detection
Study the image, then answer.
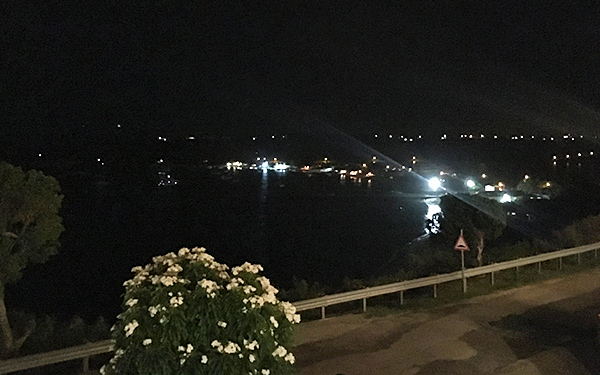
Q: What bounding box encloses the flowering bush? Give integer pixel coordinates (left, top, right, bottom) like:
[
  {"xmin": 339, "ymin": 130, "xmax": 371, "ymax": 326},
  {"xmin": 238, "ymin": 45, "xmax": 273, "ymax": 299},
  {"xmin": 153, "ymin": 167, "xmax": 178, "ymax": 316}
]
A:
[{"xmin": 102, "ymin": 247, "xmax": 300, "ymax": 375}]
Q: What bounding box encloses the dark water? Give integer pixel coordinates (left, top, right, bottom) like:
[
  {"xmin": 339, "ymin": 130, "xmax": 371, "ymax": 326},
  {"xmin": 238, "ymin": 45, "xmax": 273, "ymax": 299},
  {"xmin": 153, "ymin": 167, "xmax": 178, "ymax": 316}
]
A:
[{"xmin": 6, "ymin": 169, "xmax": 428, "ymax": 320}]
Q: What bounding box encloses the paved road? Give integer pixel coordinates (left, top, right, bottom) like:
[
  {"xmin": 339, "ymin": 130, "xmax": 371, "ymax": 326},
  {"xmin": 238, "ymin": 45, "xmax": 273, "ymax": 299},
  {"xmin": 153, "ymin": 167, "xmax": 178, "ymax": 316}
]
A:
[{"xmin": 295, "ymin": 268, "xmax": 600, "ymax": 375}]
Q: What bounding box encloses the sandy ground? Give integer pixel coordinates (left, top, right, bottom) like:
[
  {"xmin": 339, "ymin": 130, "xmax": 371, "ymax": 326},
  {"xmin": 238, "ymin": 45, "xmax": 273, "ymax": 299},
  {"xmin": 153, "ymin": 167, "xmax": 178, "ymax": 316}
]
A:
[{"xmin": 294, "ymin": 269, "xmax": 600, "ymax": 375}]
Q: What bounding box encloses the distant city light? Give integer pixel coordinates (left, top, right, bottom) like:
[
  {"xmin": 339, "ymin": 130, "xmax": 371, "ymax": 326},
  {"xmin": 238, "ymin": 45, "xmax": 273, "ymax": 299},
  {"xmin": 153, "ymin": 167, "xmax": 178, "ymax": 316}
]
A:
[
  {"xmin": 500, "ymin": 193, "xmax": 512, "ymax": 203},
  {"xmin": 38, "ymin": 153, "xmax": 42, "ymax": 157},
  {"xmin": 261, "ymin": 161, "xmax": 269, "ymax": 169},
  {"xmin": 466, "ymin": 179, "xmax": 476, "ymax": 188},
  {"xmin": 428, "ymin": 177, "xmax": 441, "ymax": 190},
  {"xmin": 484, "ymin": 185, "xmax": 495, "ymax": 192},
  {"xmin": 481, "ymin": 173, "xmax": 487, "ymax": 178},
  {"xmin": 117, "ymin": 124, "xmax": 121, "ymax": 128},
  {"xmin": 524, "ymin": 175, "xmax": 529, "ymax": 180}
]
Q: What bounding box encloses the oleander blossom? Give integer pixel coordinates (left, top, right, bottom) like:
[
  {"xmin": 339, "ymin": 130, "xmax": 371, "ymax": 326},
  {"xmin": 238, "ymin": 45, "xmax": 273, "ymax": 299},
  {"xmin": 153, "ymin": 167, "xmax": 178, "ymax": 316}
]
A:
[{"xmin": 103, "ymin": 246, "xmax": 298, "ymax": 375}]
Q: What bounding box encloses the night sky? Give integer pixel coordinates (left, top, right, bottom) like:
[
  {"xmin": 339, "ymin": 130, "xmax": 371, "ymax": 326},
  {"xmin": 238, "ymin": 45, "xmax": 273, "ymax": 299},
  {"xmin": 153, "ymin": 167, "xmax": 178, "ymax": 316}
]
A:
[{"xmin": 3, "ymin": 1, "xmax": 600, "ymax": 141}]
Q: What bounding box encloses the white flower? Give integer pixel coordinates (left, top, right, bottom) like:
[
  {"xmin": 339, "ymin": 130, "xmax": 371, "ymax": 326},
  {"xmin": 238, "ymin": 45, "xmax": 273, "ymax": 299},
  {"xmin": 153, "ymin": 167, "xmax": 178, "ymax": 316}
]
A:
[
  {"xmin": 201, "ymin": 355, "xmax": 208, "ymax": 364},
  {"xmin": 279, "ymin": 301, "xmax": 301, "ymax": 323},
  {"xmin": 166, "ymin": 264, "xmax": 183, "ymax": 274},
  {"xmin": 223, "ymin": 341, "xmax": 241, "ymax": 354},
  {"xmin": 261, "ymin": 369, "xmax": 270, "ymax": 375},
  {"xmin": 125, "ymin": 298, "xmax": 138, "ymax": 307},
  {"xmin": 232, "ymin": 262, "xmax": 263, "ymax": 275},
  {"xmin": 124, "ymin": 320, "xmax": 139, "ymax": 337},
  {"xmin": 159, "ymin": 316, "xmax": 168, "ymax": 324},
  {"xmin": 198, "ymin": 279, "xmax": 220, "ymax": 297},
  {"xmin": 170, "ymin": 296, "xmax": 184, "ymax": 307},
  {"xmin": 284, "ymin": 352, "xmax": 295, "ymax": 364},
  {"xmin": 272, "ymin": 345, "xmax": 287, "ymax": 358},
  {"xmin": 270, "ymin": 316, "xmax": 279, "ymax": 329},
  {"xmin": 186, "ymin": 344, "xmax": 193, "ymax": 353},
  {"xmin": 244, "ymin": 339, "xmax": 259, "ymax": 350},
  {"xmin": 178, "ymin": 248, "xmax": 190, "ymax": 257},
  {"xmin": 180, "ymin": 358, "xmax": 186, "ymax": 365},
  {"xmin": 148, "ymin": 305, "xmax": 160, "ymax": 317},
  {"xmin": 249, "ymin": 353, "xmax": 256, "ymax": 363},
  {"xmin": 243, "ymin": 285, "xmax": 257, "ymax": 294},
  {"xmin": 142, "ymin": 339, "xmax": 152, "ymax": 346},
  {"xmin": 217, "ymin": 321, "xmax": 227, "ymax": 328},
  {"xmin": 211, "ymin": 340, "xmax": 223, "ymax": 352}
]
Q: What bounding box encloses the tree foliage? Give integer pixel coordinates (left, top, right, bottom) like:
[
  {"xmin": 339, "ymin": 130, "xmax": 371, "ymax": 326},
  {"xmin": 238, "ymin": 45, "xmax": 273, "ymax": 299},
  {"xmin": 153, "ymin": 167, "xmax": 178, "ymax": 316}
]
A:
[
  {"xmin": 0, "ymin": 162, "xmax": 64, "ymax": 290},
  {"xmin": 434, "ymin": 194, "xmax": 506, "ymax": 266},
  {"xmin": 103, "ymin": 247, "xmax": 299, "ymax": 375},
  {"xmin": 0, "ymin": 162, "xmax": 63, "ymax": 357}
]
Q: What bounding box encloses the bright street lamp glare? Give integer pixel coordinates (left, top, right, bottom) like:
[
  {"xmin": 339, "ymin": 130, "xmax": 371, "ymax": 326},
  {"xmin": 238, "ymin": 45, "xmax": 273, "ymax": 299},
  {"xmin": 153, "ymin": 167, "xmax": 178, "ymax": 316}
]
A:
[
  {"xmin": 466, "ymin": 179, "xmax": 475, "ymax": 188},
  {"xmin": 428, "ymin": 177, "xmax": 441, "ymax": 190}
]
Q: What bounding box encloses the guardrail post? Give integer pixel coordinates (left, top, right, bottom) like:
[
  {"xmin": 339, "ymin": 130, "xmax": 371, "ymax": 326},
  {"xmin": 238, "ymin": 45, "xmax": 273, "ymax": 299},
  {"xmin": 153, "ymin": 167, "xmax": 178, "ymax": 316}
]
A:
[
  {"xmin": 538, "ymin": 261, "xmax": 541, "ymax": 274},
  {"xmin": 400, "ymin": 290, "xmax": 404, "ymax": 306},
  {"xmin": 321, "ymin": 306, "xmax": 326, "ymax": 320},
  {"xmin": 362, "ymin": 298, "xmax": 367, "ymax": 312},
  {"xmin": 83, "ymin": 356, "xmax": 89, "ymax": 373},
  {"xmin": 491, "ymin": 271, "xmax": 495, "ymax": 286},
  {"xmin": 559, "ymin": 257, "xmax": 563, "ymax": 270},
  {"xmin": 433, "ymin": 284, "xmax": 437, "ymax": 298}
]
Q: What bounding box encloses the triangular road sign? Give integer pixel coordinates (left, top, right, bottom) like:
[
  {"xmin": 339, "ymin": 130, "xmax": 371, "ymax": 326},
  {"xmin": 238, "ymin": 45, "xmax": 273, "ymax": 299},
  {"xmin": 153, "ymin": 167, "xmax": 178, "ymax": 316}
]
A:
[{"xmin": 454, "ymin": 230, "xmax": 470, "ymax": 251}]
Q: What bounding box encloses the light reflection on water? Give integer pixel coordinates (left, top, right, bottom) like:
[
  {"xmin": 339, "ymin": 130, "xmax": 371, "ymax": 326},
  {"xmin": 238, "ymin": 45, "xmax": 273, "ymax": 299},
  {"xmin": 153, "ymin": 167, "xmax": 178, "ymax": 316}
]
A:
[{"xmin": 425, "ymin": 197, "xmax": 441, "ymax": 220}]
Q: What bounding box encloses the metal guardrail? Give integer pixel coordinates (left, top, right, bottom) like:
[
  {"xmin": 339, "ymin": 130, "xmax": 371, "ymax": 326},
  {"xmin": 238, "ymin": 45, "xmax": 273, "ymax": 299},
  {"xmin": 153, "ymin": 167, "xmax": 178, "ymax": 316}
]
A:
[
  {"xmin": 0, "ymin": 339, "xmax": 113, "ymax": 374},
  {"xmin": 294, "ymin": 241, "xmax": 600, "ymax": 317},
  {"xmin": 1, "ymin": 241, "xmax": 599, "ymax": 374}
]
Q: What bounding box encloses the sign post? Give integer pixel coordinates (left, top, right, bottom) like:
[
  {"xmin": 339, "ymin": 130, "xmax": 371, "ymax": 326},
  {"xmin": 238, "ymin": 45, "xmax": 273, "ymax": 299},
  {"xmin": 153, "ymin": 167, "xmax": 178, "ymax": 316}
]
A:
[{"xmin": 454, "ymin": 229, "xmax": 470, "ymax": 293}]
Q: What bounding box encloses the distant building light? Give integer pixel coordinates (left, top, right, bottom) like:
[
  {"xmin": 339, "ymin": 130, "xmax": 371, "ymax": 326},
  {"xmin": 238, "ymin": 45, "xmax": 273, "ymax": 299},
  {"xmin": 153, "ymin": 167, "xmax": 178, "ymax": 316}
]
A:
[
  {"xmin": 38, "ymin": 153, "xmax": 42, "ymax": 157},
  {"xmin": 500, "ymin": 193, "xmax": 512, "ymax": 203},
  {"xmin": 484, "ymin": 185, "xmax": 495, "ymax": 192},
  {"xmin": 117, "ymin": 124, "xmax": 121, "ymax": 128},
  {"xmin": 374, "ymin": 134, "xmax": 378, "ymax": 138},
  {"xmin": 187, "ymin": 136, "xmax": 196, "ymax": 140},
  {"xmin": 481, "ymin": 173, "xmax": 487, "ymax": 178},
  {"xmin": 261, "ymin": 161, "xmax": 269, "ymax": 169},
  {"xmin": 524, "ymin": 175, "xmax": 529, "ymax": 180},
  {"xmin": 466, "ymin": 179, "xmax": 476, "ymax": 188},
  {"xmin": 389, "ymin": 134, "xmax": 393, "ymax": 138}
]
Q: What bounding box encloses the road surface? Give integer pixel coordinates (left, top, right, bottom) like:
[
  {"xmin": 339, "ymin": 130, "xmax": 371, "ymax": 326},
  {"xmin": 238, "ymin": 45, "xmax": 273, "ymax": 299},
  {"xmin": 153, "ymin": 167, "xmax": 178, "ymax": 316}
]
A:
[{"xmin": 295, "ymin": 268, "xmax": 600, "ymax": 375}]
